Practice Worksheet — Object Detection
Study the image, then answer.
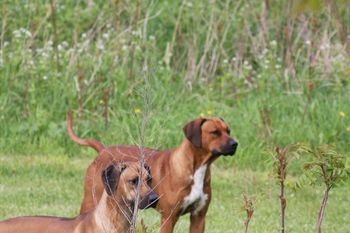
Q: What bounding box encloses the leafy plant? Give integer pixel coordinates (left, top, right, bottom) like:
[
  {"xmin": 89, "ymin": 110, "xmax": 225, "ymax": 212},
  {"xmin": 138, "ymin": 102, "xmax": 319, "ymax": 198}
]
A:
[{"xmin": 301, "ymin": 144, "xmax": 349, "ymax": 233}]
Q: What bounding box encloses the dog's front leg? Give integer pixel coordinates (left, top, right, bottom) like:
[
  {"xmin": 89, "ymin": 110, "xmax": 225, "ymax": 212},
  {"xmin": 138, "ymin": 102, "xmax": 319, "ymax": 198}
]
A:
[
  {"xmin": 160, "ymin": 213, "xmax": 179, "ymax": 233},
  {"xmin": 189, "ymin": 207, "xmax": 209, "ymax": 233}
]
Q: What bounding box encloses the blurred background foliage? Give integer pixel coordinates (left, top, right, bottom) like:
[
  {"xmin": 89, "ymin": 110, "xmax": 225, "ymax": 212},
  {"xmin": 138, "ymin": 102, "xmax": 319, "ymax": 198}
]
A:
[{"xmin": 0, "ymin": 0, "xmax": 349, "ymax": 169}]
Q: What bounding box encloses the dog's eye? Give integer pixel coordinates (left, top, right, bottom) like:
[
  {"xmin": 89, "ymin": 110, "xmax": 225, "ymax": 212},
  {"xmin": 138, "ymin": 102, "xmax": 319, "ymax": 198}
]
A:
[
  {"xmin": 210, "ymin": 130, "xmax": 221, "ymax": 136},
  {"xmin": 146, "ymin": 176, "xmax": 152, "ymax": 185},
  {"xmin": 227, "ymin": 129, "xmax": 231, "ymax": 135},
  {"xmin": 129, "ymin": 177, "xmax": 139, "ymax": 186}
]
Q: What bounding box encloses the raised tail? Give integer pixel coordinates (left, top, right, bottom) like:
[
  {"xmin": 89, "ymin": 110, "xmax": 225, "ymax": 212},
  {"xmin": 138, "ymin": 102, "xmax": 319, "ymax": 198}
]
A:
[{"xmin": 67, "ymin": 111, "xmax": 105, "ymax": 152}]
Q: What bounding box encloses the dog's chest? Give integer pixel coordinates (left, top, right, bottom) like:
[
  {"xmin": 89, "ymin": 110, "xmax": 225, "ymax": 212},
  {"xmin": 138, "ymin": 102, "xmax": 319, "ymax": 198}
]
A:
[{"xmin": 181, "ymin": 165, "xmax": 208, "ymax": 215}]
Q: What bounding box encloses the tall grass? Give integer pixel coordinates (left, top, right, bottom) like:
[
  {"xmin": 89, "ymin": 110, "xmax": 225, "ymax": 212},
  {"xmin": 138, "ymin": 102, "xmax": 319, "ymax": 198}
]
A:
[{"xmin": 0, "ymin": 0, "xmax": 349, "ymax": 169}]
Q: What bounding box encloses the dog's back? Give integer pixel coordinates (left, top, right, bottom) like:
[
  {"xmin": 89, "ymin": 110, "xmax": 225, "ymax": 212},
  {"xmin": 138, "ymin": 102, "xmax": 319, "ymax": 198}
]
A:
[{"xmin": 0, "ymin": 215, "xmax": 82, "ymax": 233}]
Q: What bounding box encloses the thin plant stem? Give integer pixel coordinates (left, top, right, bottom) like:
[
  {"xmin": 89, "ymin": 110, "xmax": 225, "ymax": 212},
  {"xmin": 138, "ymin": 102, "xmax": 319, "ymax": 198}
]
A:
[
  {"xmin": 49, "ymin": 0, "xmax": 60, "ymax": 72},
  {"xmin": 316, "ymin": 187, "xmax": 331, "ymax": 233}
]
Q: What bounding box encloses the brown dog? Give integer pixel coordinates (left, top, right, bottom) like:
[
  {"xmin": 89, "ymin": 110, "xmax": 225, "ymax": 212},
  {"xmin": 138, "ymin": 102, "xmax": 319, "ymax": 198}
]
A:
[
  {"xmin": 0, "ymin": 162, "xmax": 158, "ymax": 233},
  {"xmin": 68, "ymin": 113, "xmax": 238, "ymax": 233}
]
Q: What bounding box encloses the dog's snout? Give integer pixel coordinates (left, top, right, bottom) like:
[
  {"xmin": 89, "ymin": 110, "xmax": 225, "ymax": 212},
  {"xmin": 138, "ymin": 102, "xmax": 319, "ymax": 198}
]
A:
[
  {"xmin": 139, "ymin": 190, "xmax": 159, "ymax": 209},
  {"xmin": 148, "ymin": 191, "xmax": 159, "ymax": 207},
  {"xmin": 229, "ymin": 139, "xmax": 238, "ymax": 149}
]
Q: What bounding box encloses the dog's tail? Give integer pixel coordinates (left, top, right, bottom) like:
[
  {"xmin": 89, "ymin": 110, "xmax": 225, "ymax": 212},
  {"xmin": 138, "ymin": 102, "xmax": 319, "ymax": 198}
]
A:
[{"xmin": 67, "ymin": 111, "xmax": 105, "ymax": 152}]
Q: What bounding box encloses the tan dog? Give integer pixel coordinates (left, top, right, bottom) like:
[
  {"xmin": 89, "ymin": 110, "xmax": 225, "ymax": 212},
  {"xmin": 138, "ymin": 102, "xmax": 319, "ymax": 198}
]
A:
[
  {"xmin": 0, "ymin": 162, "xmax": 158, "ymax": 233},
  {"xmin": 68, "ymin": 113, "xmax": 238, "ymax": 233}
]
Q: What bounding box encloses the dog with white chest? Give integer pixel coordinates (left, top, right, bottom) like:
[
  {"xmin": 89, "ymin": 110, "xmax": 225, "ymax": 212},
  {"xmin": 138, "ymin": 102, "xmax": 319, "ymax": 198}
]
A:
[{"xmin": 68, "ymin": 113, "xmax": 238, "ymax": 233}]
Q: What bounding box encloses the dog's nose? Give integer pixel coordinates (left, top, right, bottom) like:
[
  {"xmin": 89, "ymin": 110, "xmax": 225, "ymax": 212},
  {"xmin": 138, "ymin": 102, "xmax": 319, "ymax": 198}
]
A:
[
  {"xmin": 229, "ymin": 139, "xmax": 238, "ymax": 149},
  {"xmin": 148, "ymin": 191, "xmax": 159, "ymax": 208}
]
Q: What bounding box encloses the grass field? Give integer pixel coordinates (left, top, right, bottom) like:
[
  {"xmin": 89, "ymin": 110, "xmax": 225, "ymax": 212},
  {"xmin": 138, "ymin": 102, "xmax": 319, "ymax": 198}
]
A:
[
  {"xmin": 0, "ymin": 153, "xmax": 349, "ymax": 232},
  {"xmin": 0, "ymin": 0, "xmax": 350, "ymax": 232}
]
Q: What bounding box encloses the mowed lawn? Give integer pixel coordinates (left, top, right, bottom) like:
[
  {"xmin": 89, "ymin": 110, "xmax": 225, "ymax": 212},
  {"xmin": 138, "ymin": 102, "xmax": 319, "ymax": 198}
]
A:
[{"xmin": 0, "ymin": 153, "xmax": 349, "ymax": 233}]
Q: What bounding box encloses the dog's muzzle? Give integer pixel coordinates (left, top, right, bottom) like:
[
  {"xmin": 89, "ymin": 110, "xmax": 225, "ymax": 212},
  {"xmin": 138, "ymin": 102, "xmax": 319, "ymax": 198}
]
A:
[
  {"xmin": 139, "ymin": 191, "xmax": 159, "ymax": 209},
  {"xmin": 212, "ymin": 139, "xmax": 238, "ymax": 156}
]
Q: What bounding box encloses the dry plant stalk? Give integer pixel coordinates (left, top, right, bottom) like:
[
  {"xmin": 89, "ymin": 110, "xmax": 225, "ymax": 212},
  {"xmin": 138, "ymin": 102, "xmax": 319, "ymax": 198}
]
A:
[
  {"xmin": 325, "ymin": 0, "xmax": 350, "ymax": 55},
  {"xmin": 130, "ymin": 62, "xmax": 152, "ymax": 233},
  {"xmin": 259, "ymin": 106, "xmax": 272, "ymax": 140},
  {"xmin": 316, "ymin": 173, "xmax": 330, "ymax": 233},
  {"xmin": 275, "ymin": 145, "xmax": 291, "ymax": 233},
  {"xmin": 103, "ymin": 88, "xmax": 110, "ymax": 128},
  {"xmin": 49, "ymin": 0, "xmax": 60, "ymax": 72},
  {"xmin": 77, "ymin": 70, "xmax": 84, "ymax": 119},
  {"xmin": 259, "ymin": 0, "xmax": 268, "ymax": 47},
  {"xmin": 243, "ymin": 193, "xmax": 254, "ymax": 233}
]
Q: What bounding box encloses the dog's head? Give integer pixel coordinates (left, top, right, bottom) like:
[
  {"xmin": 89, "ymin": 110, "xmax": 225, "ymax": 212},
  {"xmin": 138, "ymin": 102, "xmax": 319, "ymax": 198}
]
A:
[
  {"xmin": 101, "ymin": 162, "xmax": 158, "ymax": 210},
  {"xmin": 183, "ymin": 117, "xmax": 238, "ymax": 157}
]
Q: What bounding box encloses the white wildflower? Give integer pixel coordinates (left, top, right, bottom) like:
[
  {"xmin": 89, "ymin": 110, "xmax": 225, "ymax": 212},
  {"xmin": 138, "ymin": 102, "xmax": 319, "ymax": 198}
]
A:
[
  {"xmin": 102, "ymin": 33, "xmax": 109, "ymax": 39},
  {"xmin": 186, "ymin": 2, "xmax": 193, "ymax": 7},
  {"xmin": 61, "ymin": 41, "xmax": 69, "ymax": 48},
  {"xmin": 97, "ymin": 40, "xmax": 104, "ymax": 50},
  {"xmin": 41, "ymin": 52, "xmax": 48, "ymax": 58},
  {"xmin": 270, "ymin": 40, "xmax": 277, "ymax": 46},
  {"xmin": 67, "ymin": 48, "xmax": 74, "ymax": 54},
  {"xmin": 13, "ymin": 30, "xmax": 21, "ymax": 38},
  {"xmin": 36, "ymin": 48, "xmax": 43, "ymax": 53},
  {"xmin": 20, "ymin": 28, "xmax": 32, "ymax": 38}
]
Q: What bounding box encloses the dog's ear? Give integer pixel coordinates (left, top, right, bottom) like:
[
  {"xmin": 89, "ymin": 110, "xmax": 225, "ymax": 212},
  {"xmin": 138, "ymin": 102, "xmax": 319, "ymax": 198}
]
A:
[
  {"xmin": 183, "ymin": 118, "xmax": 207, "ymax": 148},
  {"xmin": 102, "ymin": 164, "xmax": 122, "ymax": 196}
]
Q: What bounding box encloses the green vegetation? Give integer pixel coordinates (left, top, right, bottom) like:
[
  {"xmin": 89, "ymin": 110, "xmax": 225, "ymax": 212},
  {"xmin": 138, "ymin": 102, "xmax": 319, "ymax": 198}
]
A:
[
  {"xmin": 0, "ymin": 0, "xmax": 349, "ymax": 232},
  {"xmin": 1, "ymin": 154, "xmax": 349, "ymax": 232}
]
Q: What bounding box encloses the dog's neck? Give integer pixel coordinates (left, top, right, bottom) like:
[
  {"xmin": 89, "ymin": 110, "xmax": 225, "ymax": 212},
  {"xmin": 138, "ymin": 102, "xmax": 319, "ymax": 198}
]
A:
[
  {"xmin": 172, "ymin": 139, "xmax": 213, "ymax": 173},
  {"xmin": 94, "ymin": 191, "xmax": 133, "ymax": 233}
]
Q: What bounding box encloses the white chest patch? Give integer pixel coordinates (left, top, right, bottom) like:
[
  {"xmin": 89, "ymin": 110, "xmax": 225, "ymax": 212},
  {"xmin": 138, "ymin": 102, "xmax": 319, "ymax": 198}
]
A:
[{"xmin": 181, "ymin": 165, "xmax": 208, "ymax": 215}]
